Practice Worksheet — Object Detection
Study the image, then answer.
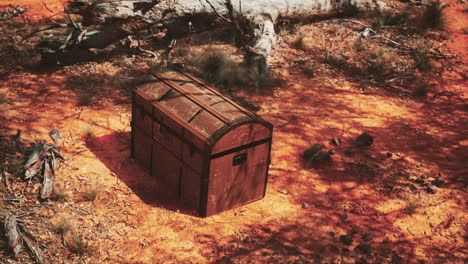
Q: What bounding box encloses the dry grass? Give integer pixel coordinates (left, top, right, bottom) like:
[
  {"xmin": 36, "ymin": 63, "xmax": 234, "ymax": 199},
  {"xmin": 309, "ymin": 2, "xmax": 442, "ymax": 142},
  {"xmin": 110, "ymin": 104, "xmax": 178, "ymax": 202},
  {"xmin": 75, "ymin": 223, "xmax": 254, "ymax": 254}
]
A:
[
  {"xmin": 176, "ymin": 47, "xmax": 279, "ymax": 89},
  {"xmin": 403, "ymin": 196, "xmax": 423, "ymax": 215},
  {"xmin": 77, "ymin": 93, "xmax": 95, "ymax": 106},
  {"xmin": 67, "ymin": 233, "xmax": 91, "ymax": 256},
  {"xmin": 52, "ymin": 186, "xmax": 68, "ymax": 202},
  {"xmin": 81, "ymin": 125, "xmax": 96, "ymax": 142},
  {"xmin": 290, "ymin": 32, "xmax": 306, "ymax": 50},
  {"xmin": 53, "ymin": 217, "xmax": 73, "ymax": 236},
  {"xmin": 83, "ymin": 181, "xmax": 104, "ymax": 202}
]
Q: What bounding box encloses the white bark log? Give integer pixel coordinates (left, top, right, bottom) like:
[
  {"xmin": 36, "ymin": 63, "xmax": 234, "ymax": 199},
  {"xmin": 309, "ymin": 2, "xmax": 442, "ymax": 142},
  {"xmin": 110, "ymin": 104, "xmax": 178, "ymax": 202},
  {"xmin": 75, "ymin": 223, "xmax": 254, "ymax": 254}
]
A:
[{"xmin": 43, "ymin": 0, "xmax": 389, "ymax": 64}]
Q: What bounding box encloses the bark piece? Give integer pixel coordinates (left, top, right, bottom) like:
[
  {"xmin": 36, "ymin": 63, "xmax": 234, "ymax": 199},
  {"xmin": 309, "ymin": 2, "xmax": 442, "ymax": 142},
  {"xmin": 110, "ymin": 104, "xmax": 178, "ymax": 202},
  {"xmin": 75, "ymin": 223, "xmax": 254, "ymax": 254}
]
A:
[
  {"xmin": 40, "ymin": 160, "xmax": 54, "ymax": 199},
  {"xmin": 1, "ymin": 213, "xmax": 22, "ymax": 257},
  {"xmin": 19, "ymin": 224, "xmax": 46, "ymax": 264}
]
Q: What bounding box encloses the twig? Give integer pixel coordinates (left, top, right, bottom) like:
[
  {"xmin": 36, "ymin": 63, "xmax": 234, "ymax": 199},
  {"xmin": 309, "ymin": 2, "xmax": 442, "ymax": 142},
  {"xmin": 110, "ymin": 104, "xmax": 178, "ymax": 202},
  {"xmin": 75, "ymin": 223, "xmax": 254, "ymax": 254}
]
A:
[
  {"xmin": 17, "ymin": 23, "xmax": 67, "ymax": 44},
  {"xmin": 42, "ymin": 1, "xmax": 54, "ymax": 13},
  {"xmin": 69, "ymin": 149, "xmax": 88, "ymax": 158},
  {"xmin": 137, "ymin": 47, "xmax": 158, "ymax": 57},
  {"xmin": 328, "ymin": 19, "xmax": 457, "ymax": 58},
  {"xmin": 204, "ymin": 0, "xmax": 231, "ymax": 23}
]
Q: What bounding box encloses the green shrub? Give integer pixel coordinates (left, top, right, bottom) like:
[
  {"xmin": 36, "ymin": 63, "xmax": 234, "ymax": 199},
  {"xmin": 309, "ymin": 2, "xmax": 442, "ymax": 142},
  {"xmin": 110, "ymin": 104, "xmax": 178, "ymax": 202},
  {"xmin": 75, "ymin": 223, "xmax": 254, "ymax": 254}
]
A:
[
  {"xmin": 290, "ymin": 32, "xmax": 306, "ymax": 50},
  {"xmin": 411, "ymin": 48, "xmax": 432, "ymax": 72},
  {"xmin": 68, "ymin": 233, "xmax": 90, "ymax": 256},
  {"xmin": 422, "ymin": 1, "xmax": 446, "ymax": 29},
  {"xmin": 77, "ymin": 93, "xmax": 94, "ymax": 106},
  {"xmin": 302, "ymin": 66, "xmax": 315, "ymax": 78},
  {"xmin": 413, "ymin": 84, "xmax": 431, "ymax": 97},
  {"xmin": 185, "ymin": 48, "xmax": 279, "ymax": 89},
  {"xmin": 366, "ymin": 49, "xmax": 389, "ymax": 81}
]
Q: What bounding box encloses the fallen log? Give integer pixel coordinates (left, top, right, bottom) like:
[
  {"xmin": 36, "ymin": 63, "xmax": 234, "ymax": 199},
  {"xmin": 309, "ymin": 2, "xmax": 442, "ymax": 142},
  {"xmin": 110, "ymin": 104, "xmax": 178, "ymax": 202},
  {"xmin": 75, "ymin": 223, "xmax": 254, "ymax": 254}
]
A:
[{"xmin": 38, "ymin": 0, "xmax": 389, "ymax": 66}]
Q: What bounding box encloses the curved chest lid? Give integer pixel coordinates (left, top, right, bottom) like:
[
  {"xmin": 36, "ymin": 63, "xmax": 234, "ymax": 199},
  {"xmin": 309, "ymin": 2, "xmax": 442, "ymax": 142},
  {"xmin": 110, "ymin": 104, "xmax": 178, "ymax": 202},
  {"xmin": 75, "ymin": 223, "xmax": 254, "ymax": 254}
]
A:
[{"xmin": 135, "ymin": 69, "xmax": 270, "ymax": 144}]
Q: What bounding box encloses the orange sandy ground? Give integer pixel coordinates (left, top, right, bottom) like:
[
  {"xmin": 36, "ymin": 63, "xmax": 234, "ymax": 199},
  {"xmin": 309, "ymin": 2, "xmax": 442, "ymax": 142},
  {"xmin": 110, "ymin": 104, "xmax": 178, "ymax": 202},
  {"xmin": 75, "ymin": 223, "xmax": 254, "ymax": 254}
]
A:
[{"xmin": 0, "ymin": 1, "xmax": 467, "ymax": 263}]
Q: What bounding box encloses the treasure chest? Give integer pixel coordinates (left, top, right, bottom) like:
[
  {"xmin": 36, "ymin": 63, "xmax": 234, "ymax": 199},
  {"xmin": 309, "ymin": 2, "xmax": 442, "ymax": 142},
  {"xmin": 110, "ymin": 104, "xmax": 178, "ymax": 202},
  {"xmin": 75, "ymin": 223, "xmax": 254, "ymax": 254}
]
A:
[{"xmin": 131, "ymin": 69, "xmax": 273, "ymax": 217}]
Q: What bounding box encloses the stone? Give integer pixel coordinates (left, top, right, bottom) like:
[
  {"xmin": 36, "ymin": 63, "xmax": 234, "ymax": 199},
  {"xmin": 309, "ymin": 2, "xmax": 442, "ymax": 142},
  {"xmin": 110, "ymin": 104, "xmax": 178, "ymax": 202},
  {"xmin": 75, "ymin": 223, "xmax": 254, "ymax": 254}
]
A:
[
  {"xmin": 328, "ymin": 149, "xmax": 336, "ymax": 155},
  {"xmin": 355, "ymin": 133, "xmax": 374, "ymax": 147},
  {"xmin": 329, "ymin": 232, "xmax": 335, "ymax": 237},
  {"xmin": 279, "ymin": 189, "xmax": 289, "ymax": 195},
  {"xmin": 426, "ymin": 185, "xmax": 439, "ymax": 194},
  {"xmin": 356, "ymin": 258, "xmax": 369, "ymax": 264},
  {"xmin": 433, "ymin": 176, "xmax": 445, "ymax": 187},
  {"xmin": 344, "ymin": 149, "xmax": 355, "ymax": 156},
  {"xmin": 356, "ymin": 243, "xmax": 372, "ymax": 254},
  {"xmin": 362, "ymin": 233, "xmax": 373, "ymax": 241},
  {"xmin": 415, "ymin": 177, "xmax": 425, "ymax": 184},
  {"xmin": 303, "ymin": 144, "xmax": 323, "ymax": 161},
  {"xmin": 302, "ymin": 203, "xmax": 310, "ymax": 209},
  {"xmin": 340, "ymin": 234, "xmax": 353, "ymax": 245},
  {"xmin": 386, "ymin": 152, "xmax": 392, "ymax": 158},
  {"xmin": 330, "ymin": 138, "xmax": 342, "ymax": 146},
  {"xmin": 350, "ymin": 227, "xmax": 361, "ymax": 235},
  {"xmin": 329, "ymin": 245, "xmax": 339, "ymax": 253}
]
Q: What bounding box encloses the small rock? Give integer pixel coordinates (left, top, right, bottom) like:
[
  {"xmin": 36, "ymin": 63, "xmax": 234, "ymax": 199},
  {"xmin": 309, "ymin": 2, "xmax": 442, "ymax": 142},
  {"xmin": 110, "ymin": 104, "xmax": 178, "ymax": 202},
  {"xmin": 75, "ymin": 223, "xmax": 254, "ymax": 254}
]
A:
[
  {"xmin": 356, "ymin": 243, "xmax": 372, "ymax": 254},
  {"xmin": 342, "ymin": 247, "xmax": 351, "ymax": 253},
  {"xmin": 328, "ymin": 149, "xmax": 336, "ymax": 155},
  {"xmin": 302, "ymin": 203, "xmax": 310, "ymax": 209},
  {"xmin": 330, "ymin": 138, "xmax": 342, "ymax": 146},
  {"xmin": 49, "ymin": 128, "xmax": 62, "ymax": 144},
  {"xmin": 279, "ymin": 189, "xmax": 289, "ymax": 195},
  {"xmin": 362, "ymin": 233, "xmax": 373, "ymax": 241},
  {"xmin": 329, "ymin": 245, "xmax": 339, "ymax": 253},
  {"xmin": 426, "ymin": 185, "xmax": 439, "ymax": 194},
  {"xmin": 356, "ymin": 258, "xmax": 368, "ymax": 264},
  {"xmin": 350, "ymin": 226, "xmax": 361, "ymax": 235},
  {"xmin": 433, "ymin": 176, "xmax": 445, "ymax": 187},
  {"xmin": 303, "ymin": 144, "xmax": 323, "ymax": 161},
  {"xmin": 344, "ymin": 149, "xmax": 355, "ymax": 156},
  {"xmin": 314, "ymin": 151, "xmax": 332, "ymax": 162},
  {"xmin": 355, "ymin": 133, "xmax": 374, "ymax": 147},
  {"xmin": 329, "ymin": 232, "xmax": 335, "ymax": 237},
  {"xmin": 340, "ymin": 234, "xmax": 353, "ymax": 245},
  {"xmin": 386, "ymin": 152, "xmax": 393, "ymax": 158},
  {"xmin": 340, "ymin": 213, "xmax": 348, "ymax": 220},
  {"xmin": 415, "ymin": 177, "xmax": 425, "ymax": 184},
  {"xmin": 409, "ymin": 184, "xmax": 419, "ymax": 191}
]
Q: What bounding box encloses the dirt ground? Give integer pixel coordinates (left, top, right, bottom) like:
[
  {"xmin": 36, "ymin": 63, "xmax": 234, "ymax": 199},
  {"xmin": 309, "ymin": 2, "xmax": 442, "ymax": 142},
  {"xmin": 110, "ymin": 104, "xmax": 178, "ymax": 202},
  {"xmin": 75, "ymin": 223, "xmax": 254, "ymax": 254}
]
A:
[{"xmin": 0, "ymin": 0, "xmax": 467, "ymax": 263}]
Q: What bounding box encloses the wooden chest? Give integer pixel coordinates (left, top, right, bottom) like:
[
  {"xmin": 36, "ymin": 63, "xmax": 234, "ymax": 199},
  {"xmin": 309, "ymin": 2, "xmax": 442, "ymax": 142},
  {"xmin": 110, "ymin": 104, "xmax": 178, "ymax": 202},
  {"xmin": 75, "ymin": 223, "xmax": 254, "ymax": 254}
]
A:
[{"xmin": 131, "ymin": 69, "xmax": 273, "ymax": 217}]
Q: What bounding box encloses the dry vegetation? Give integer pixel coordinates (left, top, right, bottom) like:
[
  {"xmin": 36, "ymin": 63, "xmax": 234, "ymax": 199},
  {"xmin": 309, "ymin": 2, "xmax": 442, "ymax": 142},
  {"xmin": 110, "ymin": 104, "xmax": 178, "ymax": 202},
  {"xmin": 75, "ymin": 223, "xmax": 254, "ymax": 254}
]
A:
[{"xmin": 0, "ymin": 0, "xmax": 466, "ymax": 263}]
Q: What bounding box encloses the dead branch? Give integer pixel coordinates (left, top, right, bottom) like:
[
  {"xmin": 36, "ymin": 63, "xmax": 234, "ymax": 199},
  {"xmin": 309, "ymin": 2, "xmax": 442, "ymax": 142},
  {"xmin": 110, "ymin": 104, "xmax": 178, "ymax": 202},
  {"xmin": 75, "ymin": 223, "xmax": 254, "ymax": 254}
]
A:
[
  {"xmin": 1, "ymin": 168, "xmax": 11, "ymax": 191},
  {"xmin": 0, "ymin": 212, "xmax": 46, "ymax": 264},
  {"xmin": 18, "ymin": 224, "xmax": 46, "ymax": 264},
  {"xmin": 0, "ymin": 7, "xmax": 28, "ymax": 21},
  {"xmin": 329, "ymin": 19, "xmax": 457, "ymax": 58}
]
